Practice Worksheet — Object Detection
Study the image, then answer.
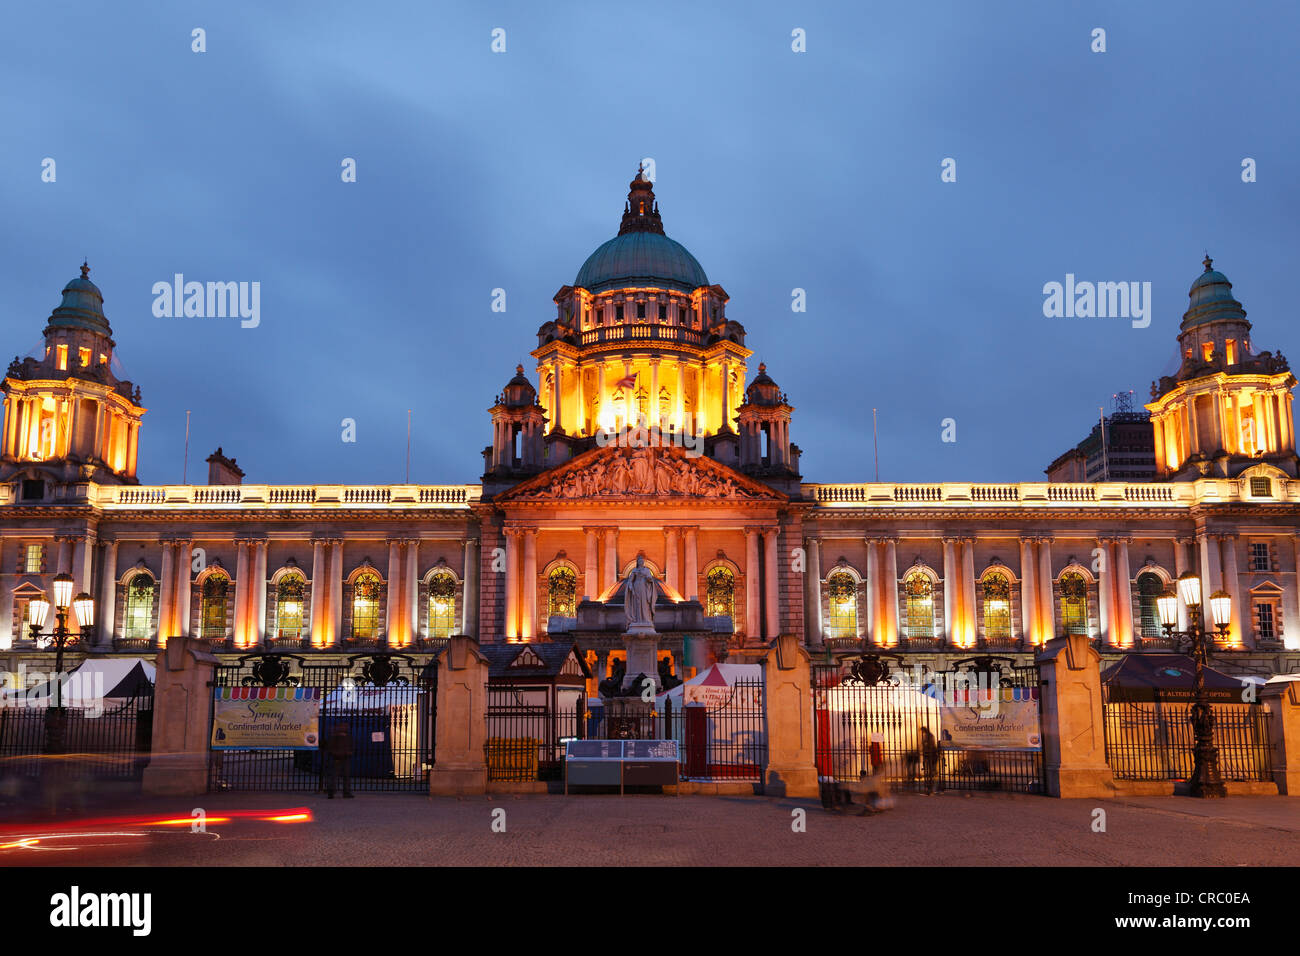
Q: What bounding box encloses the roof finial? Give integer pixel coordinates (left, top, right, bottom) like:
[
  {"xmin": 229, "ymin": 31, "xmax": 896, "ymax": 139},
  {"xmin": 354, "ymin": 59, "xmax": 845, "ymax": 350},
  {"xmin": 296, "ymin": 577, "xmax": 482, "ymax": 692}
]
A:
[
  {"xmin": 1203, "ymin": 252, "xmax": 1213, "ymax": 272},
  {"xmin": 81, "ymin": 260, "xmax": 90, "ymax": 279}
]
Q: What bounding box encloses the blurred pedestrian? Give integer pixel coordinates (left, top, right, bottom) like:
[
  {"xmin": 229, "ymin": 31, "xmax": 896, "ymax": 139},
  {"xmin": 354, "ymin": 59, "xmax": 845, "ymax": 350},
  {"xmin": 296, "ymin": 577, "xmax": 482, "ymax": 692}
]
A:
[
  {"xmin": 919, "ymin": 726, "xmax": 939, "ymax": 795},
  {"xmin": 326, "ymin": 723, "xmax": 354, "ymax": 799}
]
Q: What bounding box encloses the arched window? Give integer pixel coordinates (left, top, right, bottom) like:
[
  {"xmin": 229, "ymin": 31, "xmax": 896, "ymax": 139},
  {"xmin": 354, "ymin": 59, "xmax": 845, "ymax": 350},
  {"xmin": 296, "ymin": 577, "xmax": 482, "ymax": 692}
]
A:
[
  {"xmin": 1059, "ymin": 571, "xmax": 1088, "ymax": 636},
  {"xmin": 705, "ymin": 566, "xmax": 735, "ymax": 621},
  {"xmin": 276, "ymin": 572, "xmax": 305, "ymax": 641},
  {"xmin": 903, "ymin": 571, "xmax": 934, "ymax": 640},
  {"xmin": 547, "ymin": 566, "xmax": 577, "ymax": 619},
  {"xmin": 123, "ymin": 573, "xmax": 154, "ymax": 640},
  {"xmin": 351, "ymin": 571, "xmax": 382, "ymax": 641},
  {"xmin": 200, "ymin": 572, "xmax": 230, "ymax": 640},
  {"xmin": 1137, "ymin": 572, "xmax": 1163, "ymax": 638},
  {"xmin": 982, "ymin": 572, "xmax": 1011, "ymax": 642},
  {"xmin": 428, "ymin": 571, "xmax": 457, "ymax": 639},
  {"xmin": 825, "ymin": 571, "xmax": 857, "ymax": 639}
]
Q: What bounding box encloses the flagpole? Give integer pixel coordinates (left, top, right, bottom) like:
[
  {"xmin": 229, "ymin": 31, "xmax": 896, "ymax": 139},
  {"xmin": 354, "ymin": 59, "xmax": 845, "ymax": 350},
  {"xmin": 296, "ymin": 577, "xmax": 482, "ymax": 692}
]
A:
[
  {"xmin": 405, "ymin": 409, "xmax": 412, "ymax": 483},
  {"xmin": 182, "ymin": 409, "xmax": 191, "ymax": 484},
  {"xmin": 873, "ymin": 408, "xmax": 879, "ymax": 482}
]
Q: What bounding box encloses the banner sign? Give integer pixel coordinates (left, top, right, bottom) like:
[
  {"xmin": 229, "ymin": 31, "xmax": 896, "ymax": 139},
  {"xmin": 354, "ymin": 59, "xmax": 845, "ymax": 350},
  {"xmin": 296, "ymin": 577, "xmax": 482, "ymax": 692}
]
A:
[
  {"xmin": 683, "ymin": 682, "xmax": 760, "ymax": 709},
  {"xmin": 938, "ymin": 688, "xmax": 1041, "ymax": 750},
  {"xmin": 211, "ymin": 686, "xmax": 321, "ymax": 750}
]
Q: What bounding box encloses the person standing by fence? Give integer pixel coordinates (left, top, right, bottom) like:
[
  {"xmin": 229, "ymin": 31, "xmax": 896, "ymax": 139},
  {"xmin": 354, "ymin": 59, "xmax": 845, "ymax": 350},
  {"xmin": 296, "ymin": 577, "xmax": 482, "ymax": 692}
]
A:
[
  {"xmin": 326, "ymin": 723, "xmax": 354, "ymax": 798},
  {"xmin": 919, "ymin": 726, "xmax": 940, "ymax": 795}
]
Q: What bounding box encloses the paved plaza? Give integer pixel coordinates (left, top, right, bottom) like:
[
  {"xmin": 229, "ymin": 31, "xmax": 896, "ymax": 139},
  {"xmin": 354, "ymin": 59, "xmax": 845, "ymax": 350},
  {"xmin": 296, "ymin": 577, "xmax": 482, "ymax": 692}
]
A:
[{"xmin": 3, "ymin": 791, "xmax": 1296, "ymax": 867}]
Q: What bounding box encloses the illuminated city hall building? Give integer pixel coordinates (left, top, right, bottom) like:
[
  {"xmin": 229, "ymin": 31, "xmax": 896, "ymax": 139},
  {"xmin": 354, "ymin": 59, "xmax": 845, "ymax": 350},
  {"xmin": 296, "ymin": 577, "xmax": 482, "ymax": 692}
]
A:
[{"xmin": 2, "ymin": 169, "xmax": 1299, "ymax": 688}]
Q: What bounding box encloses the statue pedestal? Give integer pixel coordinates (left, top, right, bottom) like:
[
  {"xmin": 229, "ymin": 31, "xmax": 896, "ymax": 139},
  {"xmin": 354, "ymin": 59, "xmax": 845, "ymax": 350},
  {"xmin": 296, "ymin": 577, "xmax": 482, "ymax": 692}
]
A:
[{"xmin": 621, "ymin": 630, "xmax": 661, "ymax": 694}]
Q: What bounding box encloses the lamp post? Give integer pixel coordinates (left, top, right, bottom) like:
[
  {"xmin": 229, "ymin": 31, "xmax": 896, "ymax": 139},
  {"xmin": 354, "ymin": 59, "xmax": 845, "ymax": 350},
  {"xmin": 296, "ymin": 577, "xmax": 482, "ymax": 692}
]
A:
[
  {"xmin": 1156, "ymin": 570, "xmax": 1229, "ymax": 798},
  {"xmin": 26, "ymin": 572, "xmax": 95, "ymax": 754}
]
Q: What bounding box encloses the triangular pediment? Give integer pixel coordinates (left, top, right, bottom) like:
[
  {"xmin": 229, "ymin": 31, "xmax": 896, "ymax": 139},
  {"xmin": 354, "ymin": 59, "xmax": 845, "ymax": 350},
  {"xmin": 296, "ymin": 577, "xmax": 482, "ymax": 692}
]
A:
[{"xmin": 497, "ymin": 444, "xmax": 786, "ymax": 502}]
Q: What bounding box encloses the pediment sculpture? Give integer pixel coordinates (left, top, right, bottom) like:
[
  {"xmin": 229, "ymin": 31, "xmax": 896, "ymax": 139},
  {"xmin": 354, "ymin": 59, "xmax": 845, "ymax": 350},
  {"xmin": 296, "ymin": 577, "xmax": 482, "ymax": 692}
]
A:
[{"xmin": 516, "ymin": 447, "xmax": 768, "ymax": 500}]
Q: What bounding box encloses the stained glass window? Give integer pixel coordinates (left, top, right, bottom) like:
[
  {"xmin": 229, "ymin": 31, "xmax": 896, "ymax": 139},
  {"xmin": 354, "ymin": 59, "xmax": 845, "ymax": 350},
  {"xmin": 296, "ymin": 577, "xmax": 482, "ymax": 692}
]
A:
[
  {"xmin": 200, "ymin": 572, "xmax": 230, "ymax": 639},
  {"xmin": 825, "ymin": 571, "xmax": 857, "ymax": 639},
  {"xmin": 427, "ymin": 571, "xmax": 456, "ymax": 639},
  {"xmin": 351, "ymin": 571, "xmax": 382, "ymax": 641},
  {"xmin": 982, "ymin": 572, "xmax": 1011, "ymax": 642},
  {"xmin": 903, "ymin": 571, "xmax": 934, "ymax": 640},
  {"xmin": 1059, "ymin": 571, "xmax": 1088, "ymax": 636},
  {"xmin": 124, "ymin": 573, "xmax": 154, "ymax": 640},
  {"xmin": 705, "ymin": 566, "xmax": 735, "ymax": 621},
  {"xmin": 277, "ymin": 572, "xmax": 305, "ymax": 641},
  {"xmin": 1137, "ymin": 572, "xmax": 1163, "ymax": 638},
  {"xmin": 547, "ymin": 567, "xmax": 577, "ymax": 619}
]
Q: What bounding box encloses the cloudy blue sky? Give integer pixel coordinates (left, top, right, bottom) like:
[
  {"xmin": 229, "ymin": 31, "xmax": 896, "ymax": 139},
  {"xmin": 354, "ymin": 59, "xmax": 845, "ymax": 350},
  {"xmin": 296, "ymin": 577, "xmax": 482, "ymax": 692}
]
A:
[{"xmin": 3, "ymin": 1, "xmax": 1296, "ymax": 486}]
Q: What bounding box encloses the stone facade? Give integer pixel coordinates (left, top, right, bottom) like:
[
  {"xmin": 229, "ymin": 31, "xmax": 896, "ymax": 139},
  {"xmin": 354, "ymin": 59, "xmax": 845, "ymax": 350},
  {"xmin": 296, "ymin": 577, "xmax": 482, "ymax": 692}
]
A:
[{"xmin": 2, "ymin": 173, "xmax": 1299, "ymax": 695}]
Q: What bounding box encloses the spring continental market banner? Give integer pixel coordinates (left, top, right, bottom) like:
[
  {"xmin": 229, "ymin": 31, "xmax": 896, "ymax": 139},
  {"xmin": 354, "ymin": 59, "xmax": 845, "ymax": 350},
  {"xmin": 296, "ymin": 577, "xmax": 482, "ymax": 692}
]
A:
[
  {"xmin": 211, "ymin": 686, "xmax": 321, "ymax": 750},
  {"xmin": 938, "ymin": 687, "xmax": 1041, "ymax": 750}
]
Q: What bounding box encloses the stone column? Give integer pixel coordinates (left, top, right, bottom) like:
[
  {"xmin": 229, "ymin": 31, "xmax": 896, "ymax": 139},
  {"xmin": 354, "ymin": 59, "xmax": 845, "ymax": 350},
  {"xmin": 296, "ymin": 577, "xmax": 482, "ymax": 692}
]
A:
[
  {"xmin": 676, "ymin": 361, "xmax": 685, "ymax": 432},
  {"xmin": 159, "ymin": 542, "xmax": 175, "ymax": 638},
  {"xmin": 175, "ymin": 540, "xmax": 193, "ymax": 639},
  {"xmin": 97, "ymin": 540, "xmax": 118, "ymax": 648},
  {"xmin": 504, "ymin": 529, "xmax": 520, "ymax": 640},
  {"xmin": 1036, "ymin": 633, "xmax": 1117, "ymax": 798},
  {"xmin": 942, "ymin": 537, "xmax": 958, "ymax": 645},
  {"xmin": 1199, "ymin": 532, "xmax": 1222, "ymax": 610},
  {"xmin": 960, "ymin": 538, "xmax": 976, "ymax": 647},
  {"xmin": 1174, "ymin": 535, "xmax": 1192, "ymax": 632},
  {"xmin": 1220, "ymin": 534, "xmax": 1243, "ymax": 646},
  {"xmin": 430, "ymin": 636, "xmax": 491, "ymax": 795},
  {"xmin": 583, "ymin": 528, "xmax": 599, "ymax": 599},
  {"xmin": 865, "ymin": 537, "xmax": 879, "ymax": 644},
  {"xmin": 1115, "ymin": 537, "xmax": 1134, "ymax": 647},
  {"xmin": 649, "ymin": 357, "xmax": 660, "ymax": 429},
  {"xmin": 603, "ymin": 527, "xmax": 618, "ymax": 593},
  {"xmin": 805, "ymin": 536, "xmax": 823, "ymax": 648},
  {"xmin": 683, "ymin": 527, "xmax": 699, "ymax": 600},
  {"xmin": 72, "ymin": 533, "xmax": 94, "ymax": 593},
  {"xmin": 142, "ymin": 637, "xmax": 220, "ymax": 796},
  {"xmin": 744, "ymin": 528, "xmax": 761, "ymax": 639},
  {"xmin": 1037, "ymin": 537, "xmax": 1055, "ymax": 641},
  {"xmin": 55, "ymin": 535, "xmax": 71, "ymax": 575},
  {"xmin": 1152, "ymin": 416, "xmax": 1167, "ymax": 472},
  {"xmin": 462, "ymin": 537, "xmax": 479, "ymax": 637},
  {"xmin": 310, "ymin": 539, "xmax": 325, "ymax": 645},
  {"xmin": 1261, "ymin": 680, "xmax": 1300, "ymax": 795},
  {"xmin": 1096, "ymin": 537, "xmax": 1112, "ymax": 646},
  {"xmin": 523, "ymin": 528, "xmax": 538, "ymax": 640},
  {"xmin": 1020, "ymin": 538, "xmax": 1038, "ymax": 645},
  {"xmin": 664, "ymin": 527, "xmax": 680, "ymax": 596},
  {"xmin": 253, "ymin": 539, "xmax": 267, "ymax": 645},
  {"xmin": 758, "ymin": 634, "xmax": 819, "ymax": 797},
  {"xmin": 386, "ymin": 539, "xmax": 402, "ymax": 641},
  {"xmin": 763, "ymin": 528, "xmax": 780, "ymax": 638},
  {"xmin": 406, "ymin": 539, "xmax": 419, "ymax": 646},
  {"xmin": 329, "ymin": 539, "xmax": 343, "ymax": 646},
  {"xmin": 235, "ymin": 541, "xmax": 251, "ymax": 646},
  {"xmin": 883, "ymin": 537, "xmax": 899, "ymax": 647}
]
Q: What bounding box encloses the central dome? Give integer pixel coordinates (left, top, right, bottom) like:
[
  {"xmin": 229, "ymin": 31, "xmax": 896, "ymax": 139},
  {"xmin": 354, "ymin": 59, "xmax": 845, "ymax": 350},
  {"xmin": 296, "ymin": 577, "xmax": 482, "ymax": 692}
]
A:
[
  {"xmin": 575, "ymin": 231, "xmax": 709, "ymax": 294},
  {"xmin": 573, "ymin": 166, "xmax": 709, "ymax": 294}
]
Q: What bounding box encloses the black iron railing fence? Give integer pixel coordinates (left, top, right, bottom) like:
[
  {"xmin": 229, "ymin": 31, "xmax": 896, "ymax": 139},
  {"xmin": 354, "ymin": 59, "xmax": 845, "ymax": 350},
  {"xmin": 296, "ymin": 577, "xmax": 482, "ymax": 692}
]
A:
[
  {"xmin": 811, "ymin": 658, "xmax": 1045, "ymax": 794},
  {"xmin": 0, "ymin": 693, "xmax": 153, "ymax": 784},
  {"xmin": 485, "ymin": 685, "xmax": 582, "ymax": 782},
  {"xmin": 1102, "ymin": 695, "xmax": 1273, "ymax": 782},
  {"xmin": 208, "ymin": 653, "xmax": 435, "ymax": 792}
]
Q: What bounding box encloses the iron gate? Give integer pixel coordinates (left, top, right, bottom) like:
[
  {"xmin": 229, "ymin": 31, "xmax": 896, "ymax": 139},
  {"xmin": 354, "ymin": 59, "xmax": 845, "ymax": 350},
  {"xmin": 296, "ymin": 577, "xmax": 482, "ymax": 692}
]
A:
[
  {"xmin": 208, "ymin": 652, "xmax": 436, "ymax": 792},
  {"xmin": 485, "ymin": 684, "xmax": 583, "ymax": 782},
  {"xmin": 1102, "ymin": 693, "xmax": 1273, "ymax": 782},
  {"xmin": 812, "ymin": 654, "xmax": 1045, "ymax": 794}
]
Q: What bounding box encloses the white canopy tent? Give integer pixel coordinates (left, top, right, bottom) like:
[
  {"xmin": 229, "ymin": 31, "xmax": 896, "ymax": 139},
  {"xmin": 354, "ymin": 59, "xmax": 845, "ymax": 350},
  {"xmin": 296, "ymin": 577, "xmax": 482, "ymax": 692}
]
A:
[{"xmin": 0, "ymin": 657, "xmax": 155, "ymax": 709}]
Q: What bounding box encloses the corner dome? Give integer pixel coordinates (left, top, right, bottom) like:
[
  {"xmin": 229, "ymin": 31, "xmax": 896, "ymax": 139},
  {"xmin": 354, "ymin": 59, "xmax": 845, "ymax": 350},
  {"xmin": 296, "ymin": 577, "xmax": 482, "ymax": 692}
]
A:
[
  {"xmin": 573, "ymin": 166, "xmax": 709, "ymax": 294},
  {"xmin": 1182, "ymin": 255, "xmax": 1247, "ymax": 330},
  {"xmin": 47, "ymin": 263, "xmax": 111, "ymax": 335}
]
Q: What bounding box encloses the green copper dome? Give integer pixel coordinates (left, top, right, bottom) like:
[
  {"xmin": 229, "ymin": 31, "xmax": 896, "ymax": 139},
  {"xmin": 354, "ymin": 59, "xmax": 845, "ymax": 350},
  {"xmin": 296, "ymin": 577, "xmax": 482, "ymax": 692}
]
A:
[
  {"xmin": 1181, "ymin": 255, "xmax": 1247, "ymax": 330},
  {"xmin": 47, "ymin": 263, "xmax": 111, "ymax": 335},
  {"xmin": 574, "ymin": 167, "xmax": 709, "ymax": 294},
  {"xmin": 575, "ymin": 231, "xmax": 709, "ymax": 294}
]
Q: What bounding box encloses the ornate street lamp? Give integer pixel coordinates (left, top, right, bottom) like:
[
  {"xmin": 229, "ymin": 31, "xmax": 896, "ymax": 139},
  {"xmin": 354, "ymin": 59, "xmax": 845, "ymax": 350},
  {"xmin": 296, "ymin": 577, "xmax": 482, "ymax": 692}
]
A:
[
  {"xmin": 1158, "ymin": 570, "xmax": 1229, "ymax": 798},
  {"xmin": 26, "ymin": 573, "xmax": 95, "ymax": 754}
]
